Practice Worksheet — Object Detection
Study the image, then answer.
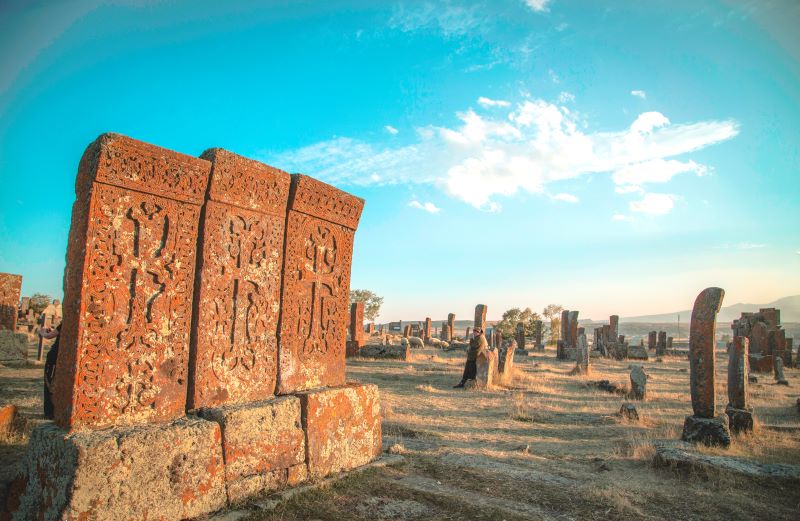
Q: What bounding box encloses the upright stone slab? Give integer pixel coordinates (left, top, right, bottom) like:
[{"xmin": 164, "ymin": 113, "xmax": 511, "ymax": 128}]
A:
[
  {"xmin": 657, "ymin": 331, "xmax": 667, "ymax": 356},
  {"xmin": 560, "ymin": 310, "xmax": 570, "ymax": 347},
  {"xmin": 54, "ymin": 133, "xmax": 210, "ymax": 430},
  {"xmin": 277, "ymin": 175, "xmax": 364, "ymax": 394},
  {"xmin": 0, "ymin": 273, "xmax": 22, "ymax": 332},
  {"xmin": 575, "ymin": 333, "xmax": 589, "ymax": 374},
  {"xmin": 568, "ymin": 311, "xmax": 579, "ymax": 348},
  {"xmin": 609, "ymin": 315, "xmax": 619, "ymax": 341},
  {"xmin": 726, "ymin": 336, "xmax": 753, "ymax": 433},
  {"xmin": 688, "ymin": 287, "xmax": 724, "ymax": 418},
  {"xmin": 515, "ymin": 322, "xmax": 526, "ymax": 352},
  {"xmin": 346, "ymin": 302, "xmax": 365, "ymax": 357},
  {"xmin": 682, "ymin": 287, "xmax": 730, "ymax": 447},
  {"xmin": 424, "ymin": 317, "xmax": 431, "ymax": 341},
  {"xmin": 474, "ymin": 305, "xmax": 487, "ymax": 332},
  {"xmin": 188, "ymin": 150, "xmax": 290, "ymax": 409},
  {"xmin": 475, "ymin": 349, "xmax": 497, "ymax": 389},
  {"xmin": 448, "ymin": 313, "xmax": 456, "ymax": 337},
  {"xmin": 403, "ymin": 324, "xmax": 411, "ymax": 338},
  {"xmin": 648, "ymin": 331, "xmax": 657, "ymax": 351},
  {"xmin": 630, "ymin": 365, "xmax": 646, "ymax": 400}
]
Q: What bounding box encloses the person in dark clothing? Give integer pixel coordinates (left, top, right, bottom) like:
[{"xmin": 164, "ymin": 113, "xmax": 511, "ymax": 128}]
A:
[
  {"xmin": 42, "ymin": 324, "xmax": 61, "ymax": 419},
  {"xmin": 454, "ymin": 326, "xmax": 489, "ymax": 388}
]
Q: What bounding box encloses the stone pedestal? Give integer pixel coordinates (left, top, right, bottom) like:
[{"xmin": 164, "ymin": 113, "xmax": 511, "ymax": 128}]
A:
[
  {"xmin": 298, "ymin": 383, "xmax": 382, "ymax": 479},
  {"xmin": 6, "ymin": 418, "xmax": 226, "ymax": 521},
  {"xmin": 196, "ymin": 397, "xmax": 307, "ymax": 504},
  {"xmin": 725, "ymin": 404, "xmax": 754, "ymax": 434},
  {"xmin": 475, "ymin": 350, "xmax": 498, "ymax": 389},
  {"xmin": 681, "ymin": 414, "xmax": 731, "ymax": 447}
]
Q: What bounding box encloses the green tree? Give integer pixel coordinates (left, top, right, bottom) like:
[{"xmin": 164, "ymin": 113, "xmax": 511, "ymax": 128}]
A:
[
  {"xmin": 349, "ymin": 289, "xmax": 383, "ymax": 322},
  {"xmin": 29, "ymin": 293, "xmax": 52, "ymax": 316},
  {"xmin": 542, "ymin": 304, "xmax": 564, "ymax": 344},
  {"xmin": 494, "ymin": 307, "xmax": 542, "ymax": 337}
]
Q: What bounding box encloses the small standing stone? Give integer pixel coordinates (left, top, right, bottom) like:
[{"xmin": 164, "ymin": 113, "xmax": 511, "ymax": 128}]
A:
[
  {"xmin": 629, "ymin": 365, "xmax": 646, "ymax": 400},
  {"xmin": 774, "ymin": 357, "xmax": 789, "ymax": 385},
  {"xmin": 726, "ymin": 336, "xmax": 753, "ymax": 433}
]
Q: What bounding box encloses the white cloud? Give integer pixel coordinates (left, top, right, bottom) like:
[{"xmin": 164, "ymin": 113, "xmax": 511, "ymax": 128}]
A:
[
  {"xmin": 736, "ymin": 242, "xmax": 765, "ymax": 250},
  {"xmin": 384, "ymin": 125, "xmax": 399, "ymax": 135},
  {"xmin": 548, "ymin": 69, "xmax": 560, "ymax": 84},
  {"xmin": 409, "ymin": 200, "xmax": 442, "ymax": 214},
  {"xmin": 524, "ymin": 0, "xmax": 551, "ymax": 12},
  {"xmin": 629, "ymin": 193, "xmax": 676, "ymax": 215},
  {"xmin": 550, "ymin": 192, "xmax": 579, "ymax": 203},
  {"xmin": 263, "ymin": 96, "xmax": 739, "ymax": 212},
  {"xmin": 612, "ymin": 213, "xmax": 632, "ymax": 221},
  {"xmin": 631, "ymin": 90, "xmax": 647, "ymax": 99},
  {"xmin": 478, "ymin": 96, "xmax": 511, "ymax": 108},
  {"xmin": 557, "ymin": 91, "xmax": 574, "ymax": 103}
]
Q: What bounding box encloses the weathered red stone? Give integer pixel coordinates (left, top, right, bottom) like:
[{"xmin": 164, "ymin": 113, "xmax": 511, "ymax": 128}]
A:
[
  {"xmin": 299, "ymin": 383, "xmax": 381, "ymax": 478},
  {"xmin": 474, "ymin": 305, "xmax": 486, "ymax": 331},
  {"xmin": 277, "ymin": 175, "xmax": 364, "ymax": 394},
  {"xmin": 0, "ymin": 273, "xmax": 22, "ymax": 332},
  {"xmin": 689, "ymin": 287, "xmax": 725, "ymax": 418},
  {"xmin": 54, "ymin": 133, "xmax": 210, "ymax": 431},
  {"xmin": 349, "ymin": 302, "xmax": 365, "ymax": 346},
  {"xmin": 424, "ymin": 317, "xmax": 431, "ymax": 341},
  {"xmin": 189, "ymin": 149, "xmax": 290, "ymax": 409},
  {"xmin": 727, "ymin": 336, "xmax": 748, "ymax": 410}
]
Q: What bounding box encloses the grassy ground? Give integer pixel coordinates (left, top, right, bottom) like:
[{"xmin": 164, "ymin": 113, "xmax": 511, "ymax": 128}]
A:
[{"xmin": 2, "ymin": 341, "xmax": 799, "ymax": 520}]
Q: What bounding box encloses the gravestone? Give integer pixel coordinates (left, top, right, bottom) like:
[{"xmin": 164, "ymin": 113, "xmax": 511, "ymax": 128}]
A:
[
  {"xmin": 0, "ymin": 273, "xmax": 22, "ymax": 332},
  {"xmin": 403, "ymin": 324, "xmax": 412, "ymax": 338},
  {"xmin": 424, "ymin": 317, "xmax": 431, "ymax": 342},
  {"xmin": 648, "ymin": 331, "xmax": 657, "ymax": 351},
  {"xmin": 681, "ymin": 287, "xmax": 731, "ymax": 447},
  {"xmin": 277, "ymin": 174, "xmax": 364, "ymax": 394},
  {"xmin": 515, "ymin": 322, "xmax": 526, "ymax": 352},
  {"xmin": 189, "ymin": 149, "xmax": 290, "ymax": 408},
  {"xmin": 475, "ymin": 349, "xmax": 497, "ymax": 389},
  {"xmin": 657, "ymin": 331, "xmax": 667, "ymax": 356},
  {"xmin": 574, "ymin": 333, "xmax": 589, "ymax": 374},
  {"xmin": 448, "ymin": 313, "xmax": 456, "ymax": 338},
  {"xmin": 725, "ymin": 336, "xmax": 753, "ymax": 433},
  {"xmin": 346, "ymin": 302, "xmax": 366, "ymax": 357},
  {"xmin": 497, "ymin": 341, "xmax": 515, "ymax": 385},
  {"xmin": 474, "ymin": 305, "xmax": 487, "ymax": 332},
  {"xmin": 774, "ymin": 357, "xmax": 788, "ymax": 385},
  {"xmin": 629, "ymin": 365, "xmax": 646, "ymax": 400},
  {"xmin": 54, "ymin": 133, "xmax": 211, "ymax": 430}
]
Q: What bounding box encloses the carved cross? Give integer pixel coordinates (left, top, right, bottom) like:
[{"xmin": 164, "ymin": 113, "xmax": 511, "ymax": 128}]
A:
[{"xmin": 298, "ymin": 225, "xmax": 337, "ymax": 355}]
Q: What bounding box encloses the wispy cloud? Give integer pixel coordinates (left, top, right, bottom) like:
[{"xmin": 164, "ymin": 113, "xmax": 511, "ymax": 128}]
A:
[
  {"xmin": 550, "ymin": 192, "xmax": 579, "ymax": 203},
  {"xmin": 631, "ymin": 90, "xmax": 647, "ymax": 99},
  {"xmin": 629, "ymin": 193, "xmax": 677, "ymax": 215},
  {"xmin": 264, "ymin": 95, "xmax": 739, "ymax": 212},
  {"xmin": 716, "ymin": 242, "xmax": 767, "ymax": 250},
  {"xmin": 612, "ymin": 213, "xmax": 632, "ymax": 222},
  {"xmin": 409, "ymin": 200, "xmax": 442, "ymax": 214},
  {"xmin": 477, "ymin": 96, "xmax": 511, "ymax": 108},
  {"xmin": 557, "ymin": 91, "xmax": 574, "ymax": 103},
  {"xmin": 384, "ymin": 125, "xmax": 399, "ymax": 135},
  {"xmin": 524, "ymin": 0, "xmax": 551, "ymax": 12}
]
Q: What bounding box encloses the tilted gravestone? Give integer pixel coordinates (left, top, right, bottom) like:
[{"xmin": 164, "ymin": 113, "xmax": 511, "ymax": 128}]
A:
[{"xmin": 681, "ymin": 287, "xmax": 731, "ymax": 447}]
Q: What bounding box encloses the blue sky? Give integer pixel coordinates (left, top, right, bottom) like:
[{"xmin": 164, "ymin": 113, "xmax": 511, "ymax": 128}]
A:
[{"xmin": 1, "ymin": 0, "xmax": 798, "ymax": 321}]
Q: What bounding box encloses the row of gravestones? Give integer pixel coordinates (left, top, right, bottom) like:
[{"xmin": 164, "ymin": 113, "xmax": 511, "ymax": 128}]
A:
[{"xmin": 3, "ymin": 133, "xmax": 381, "ymax": 521}]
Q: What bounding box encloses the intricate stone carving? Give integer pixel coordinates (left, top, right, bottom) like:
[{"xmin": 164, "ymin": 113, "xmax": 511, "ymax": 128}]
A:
[
  {"xmin": 54, "ymin": 134, "xmax": 209, "ymax": 430},
  {"xmin": 277, "ymin": 175, "xmax": 364, "ymax": 394},
  {"xmin": 188, "ymin": 150, "xmax": 291, "ymax": 409},
  {"xmin": 688, "ymin": 287, "xmax": 725, "ymax": 418},
  {"xmin": 0, "ymin": 273, "xmax": 22, "ymax": 331}
]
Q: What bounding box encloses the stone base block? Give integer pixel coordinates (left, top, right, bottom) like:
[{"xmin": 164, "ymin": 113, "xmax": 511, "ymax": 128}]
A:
[
  {"xmin": 224, "ymin": 463, "xmax": 308, "ymax": 504},
  {"xmin": 725, "ymin": 405, "xmax": 754, "ymax": 434},
  {"xmin": 299, "ymin": 383, "xmax": 382, "ymax": 479},
  {"xmin": 5, "ymin": 417, "xmax": 226, "ymax": 521},
  {"xmin": 197, "ymin": 396, "xmax": 306, "ymax": 504},
  {"xmin": 749, "ymin": 355, "xmax": 774, "ymax": 373},
  {"xmin": 0, "ymin": 331, "xmax": 28, "ymax": 365},
  {"xmin": 476, "ymin": 350, "xmax": 498, "ymax": 389},
  {"xmin": 628, "ymin": 345, "xmax": 649, "ymax": 360},
  {"xmin": 681, "ymin": 414, "xmax": 731, "ymax": 448}
]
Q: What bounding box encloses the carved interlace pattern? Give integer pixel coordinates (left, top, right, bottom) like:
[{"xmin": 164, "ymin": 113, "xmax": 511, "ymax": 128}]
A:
[{"xmin": 74, "ymin": 184, "xmax": 197, "ymax": 426}]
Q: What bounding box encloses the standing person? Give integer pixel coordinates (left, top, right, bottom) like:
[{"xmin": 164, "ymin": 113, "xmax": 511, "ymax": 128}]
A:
[
  {"xmin": 41, "ymin": 324, "xmax": 61, "ymax": 419},
  {"xmin": 454, "ymin": 326, "xmax": 488, "ymax": 388}
]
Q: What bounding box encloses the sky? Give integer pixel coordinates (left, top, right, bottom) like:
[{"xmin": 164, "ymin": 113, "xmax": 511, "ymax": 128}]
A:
[{"xmin": 0, "ymin": 0, "xmax": 798, "ymax": 322}]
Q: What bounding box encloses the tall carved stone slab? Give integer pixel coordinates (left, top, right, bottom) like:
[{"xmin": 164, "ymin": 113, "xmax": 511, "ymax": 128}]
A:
[
  {"xmin": 423, "ymin": 317, "xmax": 431, "ymax": 341},
  {"xmin": 474, "ymin": 304, "xmax": 487, "ymax": 331},
  {"xmin": 0, "ymin": 273, "xmax": 22, "ymax": 331},
  {"xmin": 749, "ymin": 322, "xmax": 768, "ymax": 355},
  {"xmin": 349, "ymin": 302, "xmax": 365, "ymax": 346},
  {"xmin": 727, "ymin": 336, "xmax": 748, "ymax": 410},
  {"xmin": 568, "ymin": 311, "xmax": 579, "ymax": 348},
  {"xmin": 688, "ymin": 287, "xmax": 725, "ymax": 418},
  {"xmin": 609, "ymin": 315, "xmax": 619, "ymax": 341},
  {"xmin": 277, "ymin": 175, "xmax": 364, "ymax": 394},
  {"xmin": 447, "ymin": 313, "xmax": 456, "ymax": 336},
  {"xmin": 54, "ymin": 133, "xmax": 210, "ymax": 431},
  {"xmin": 188, "ymin": 150, "xmax": 290, "ymax": 409},
  {"xmin": 516, "ymin": 322, "xmax": 525, "ymax": 351},
  {"xmin": 560, "ymin": 310, "xmax": 570, "ymax": 346}
]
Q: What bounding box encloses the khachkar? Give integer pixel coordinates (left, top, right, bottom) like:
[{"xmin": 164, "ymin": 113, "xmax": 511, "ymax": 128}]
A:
[
  {"xmin": 474, "ymin": 304, "xmax": 487, "ymax": 332},
  {"xmin": 346, "ymin": 302, "xmax": 365, "ymax": 357},
  {"xmin": 557, "ymin": 309, "xmax": 579, "ymax": 360},
  {"xmin": 0, "ymin": 272, "xmax": 22, "ymax": 331},
  {"xmin": 447, "ymin": 313, "xmax": 456, "ymax": 338},
  {"xmin": 515, "ymin": 322, "xmax": 526, "ymax": 352},
  {"xmin": 732, "ymin": 307, "xmax": 793, "ymax": 372},
  {"xmin": 6, "ymin": 134, "xmax": 381, "ymax": 521},
  {"xmin": 423, "ymin": 317, "xmax": 432, "ymax": 343},
  {"xmin": 725, "ymin": 336, "xmax": 754, "ymax": 433},
  {"xmin": 681, "ymin": 287, "xmax": 731, "ymax": 447}
]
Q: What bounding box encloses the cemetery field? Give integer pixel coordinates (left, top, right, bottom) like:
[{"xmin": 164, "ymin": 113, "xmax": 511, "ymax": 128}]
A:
[{"xmin": 2, "ymin": 344, "xmax": 799, "ymax": 520}]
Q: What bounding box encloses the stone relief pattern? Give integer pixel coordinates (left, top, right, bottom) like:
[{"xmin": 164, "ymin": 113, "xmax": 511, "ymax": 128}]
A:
[
  {"xmin": 206, "ymin": 151, "xmax": 290, "ymax": 216},
  {"xmin": 290, "ymin": 175, "xmax": 364, "ymax": 230},
  {"xmin": 95, "ymin": 135, "xmax": 208, "ymax": 204},
  {"xmin": 279, "ymin": 212, "xmax": 353, "ymax": 392},
  {"xmin": 192, "ymin": 201, "xmax": 283, "ymax": 407},
  {"xmin": 72, "ymin": 184, "xmax": 198, "ymax": 428},
  {"xmin": 0, "ymin": 273, "xmax": 22, "ymax": 331}
]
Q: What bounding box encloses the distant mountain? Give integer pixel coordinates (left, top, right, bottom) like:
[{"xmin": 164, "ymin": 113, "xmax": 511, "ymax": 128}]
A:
[{"xmin": 621, "ymin": 295, "xmax": 800, "ymax": 324}]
